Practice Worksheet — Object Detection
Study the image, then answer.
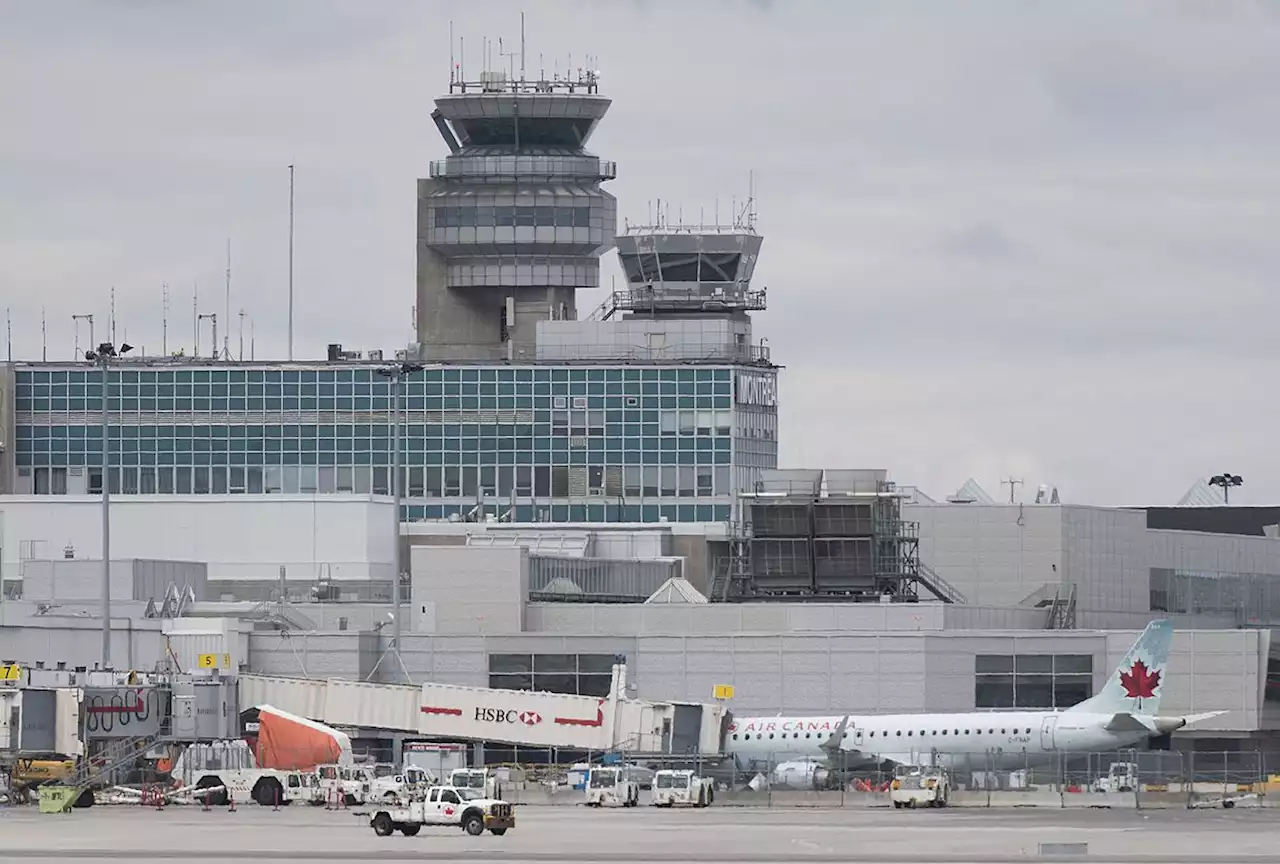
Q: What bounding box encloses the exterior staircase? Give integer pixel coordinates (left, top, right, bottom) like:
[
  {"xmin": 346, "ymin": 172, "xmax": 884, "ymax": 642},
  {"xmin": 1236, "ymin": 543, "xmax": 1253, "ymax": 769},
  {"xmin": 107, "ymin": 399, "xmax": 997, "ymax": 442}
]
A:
[
  {"xmin": 914, "ymin": 562, "xmax": 967, "ymax": 604},
  {"xmin": 46, "ymin": 732, "xmax": 162, "ymax": 812},
  {"xmin": 1044, "ymin": 583, "xmax": 1078, "ymax": 630}
]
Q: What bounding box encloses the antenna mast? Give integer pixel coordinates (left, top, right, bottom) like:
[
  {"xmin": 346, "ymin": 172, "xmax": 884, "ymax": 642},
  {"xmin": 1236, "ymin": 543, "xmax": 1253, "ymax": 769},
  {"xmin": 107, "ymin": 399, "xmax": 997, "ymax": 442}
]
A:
[
  {"xmin": 162, "ymin": 282, "xmax": 169, "ymax": 356},
  {"xmin": 5, "ymin": 307, "xmax": 10, "ymax": 363},
  {"xmin": 238, "ymin": 308, "xmax": 245, "ymax": 361},
  {"xmin": 224, "ymin": 237, "xmax": 232, "ymax": 360},
  {"xmin": 288, "ymin": 164, "xmax": 295, "ymax": 361},
  {"xmin": 193, "ymin": 280, "xmax": 199, "ymax": 356},
  {"xmin": 41, "ymin": 307, "xmax": 47, "ymax": 361},
  {"xmin": 1001, "ymin": 477, "xmax": 1024, "ymax": 504},
  {"xmin": 110, "ymin": 286, "xmax": 116, "ymax": 345}
]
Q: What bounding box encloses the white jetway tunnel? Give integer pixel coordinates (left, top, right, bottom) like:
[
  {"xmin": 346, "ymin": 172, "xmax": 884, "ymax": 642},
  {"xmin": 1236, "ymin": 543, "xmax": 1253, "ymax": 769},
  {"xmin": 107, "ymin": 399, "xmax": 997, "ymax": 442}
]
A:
[{"xmin": 238, "ymin": 665, "xmax": 728, "ymax": 756}]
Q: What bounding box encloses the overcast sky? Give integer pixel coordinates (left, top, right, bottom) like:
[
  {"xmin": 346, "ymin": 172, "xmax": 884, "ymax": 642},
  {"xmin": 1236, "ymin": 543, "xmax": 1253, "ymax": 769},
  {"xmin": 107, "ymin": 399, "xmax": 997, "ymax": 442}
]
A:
[{"xmin": 2, "ymin": 0, "xmax": 1277, "ymax": 505}]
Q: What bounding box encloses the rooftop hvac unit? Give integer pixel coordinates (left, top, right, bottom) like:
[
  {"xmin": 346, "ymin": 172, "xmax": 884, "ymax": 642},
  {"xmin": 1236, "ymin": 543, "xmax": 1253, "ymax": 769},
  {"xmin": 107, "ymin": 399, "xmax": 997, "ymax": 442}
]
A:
[{"xmin": 367, "ymin": 350, "xmax": 384, "ymax": 362}]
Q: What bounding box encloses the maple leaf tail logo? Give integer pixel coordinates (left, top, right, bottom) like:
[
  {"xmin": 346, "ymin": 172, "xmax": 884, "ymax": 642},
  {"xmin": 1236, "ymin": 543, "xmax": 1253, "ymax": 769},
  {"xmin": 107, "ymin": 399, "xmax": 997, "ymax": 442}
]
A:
[{"xmin": 1119, "ymin": 659, "xmax": 1161, "ymax": 702}]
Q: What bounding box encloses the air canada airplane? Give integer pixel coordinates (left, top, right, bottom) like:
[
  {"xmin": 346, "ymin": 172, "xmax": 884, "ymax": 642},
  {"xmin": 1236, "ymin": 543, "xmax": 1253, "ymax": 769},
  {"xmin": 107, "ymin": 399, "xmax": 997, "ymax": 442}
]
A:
[{"xmin": 727, "ymin": 619, "xmax": 1224, "ymax": 782}]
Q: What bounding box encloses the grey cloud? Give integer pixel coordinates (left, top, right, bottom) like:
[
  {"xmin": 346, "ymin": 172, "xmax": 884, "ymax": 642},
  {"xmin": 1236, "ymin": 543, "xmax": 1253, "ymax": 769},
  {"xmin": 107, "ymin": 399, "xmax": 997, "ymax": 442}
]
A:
[{"xmin": 1, "ymin": 0, "xmax": 1275, "ymax": 503}]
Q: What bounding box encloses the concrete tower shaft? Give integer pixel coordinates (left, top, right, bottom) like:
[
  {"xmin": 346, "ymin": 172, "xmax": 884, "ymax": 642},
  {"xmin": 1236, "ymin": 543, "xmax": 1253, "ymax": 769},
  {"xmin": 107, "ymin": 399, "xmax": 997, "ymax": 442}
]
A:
[{"xmin": 416, "ymin": 71, "xmax": 618, "ymax": 362}]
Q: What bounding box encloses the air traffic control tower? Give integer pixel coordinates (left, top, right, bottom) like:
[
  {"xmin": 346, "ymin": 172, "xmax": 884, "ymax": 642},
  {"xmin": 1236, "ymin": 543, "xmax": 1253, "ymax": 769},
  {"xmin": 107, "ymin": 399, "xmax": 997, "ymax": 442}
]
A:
[{"xmin": 417, "ymin": 66, "xmax": 618, "ymax": 361}]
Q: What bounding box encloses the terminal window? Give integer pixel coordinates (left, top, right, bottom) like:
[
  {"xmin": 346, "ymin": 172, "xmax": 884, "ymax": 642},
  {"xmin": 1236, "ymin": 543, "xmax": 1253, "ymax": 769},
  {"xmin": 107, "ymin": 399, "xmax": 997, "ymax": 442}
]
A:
[
  {"xmin": 12, "ymin": 367, "xmax": 753, "ymax": 521},
  {"xmin": 488, "ymin": 653, "xmax": 615, "ymax": 698},
  {"xmin": 974, "ymin": 654, "xmax": 1092, "ymax": 709}
]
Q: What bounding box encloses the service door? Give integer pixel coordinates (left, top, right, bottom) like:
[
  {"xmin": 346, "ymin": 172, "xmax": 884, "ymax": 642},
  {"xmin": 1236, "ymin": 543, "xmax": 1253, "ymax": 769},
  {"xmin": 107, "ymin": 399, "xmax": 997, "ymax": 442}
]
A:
[{"xmin": 1040, "ymin": 716, "xmax": 1057, "ymax": 751}]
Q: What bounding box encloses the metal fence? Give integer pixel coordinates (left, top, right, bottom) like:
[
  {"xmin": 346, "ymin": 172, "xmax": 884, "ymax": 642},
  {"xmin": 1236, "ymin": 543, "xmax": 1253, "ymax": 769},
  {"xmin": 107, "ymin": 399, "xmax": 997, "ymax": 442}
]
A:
[
  {"xmin": 14, "ymin": 745, "xmax": 1280, "ymax": 810},
  {"xmin": 484, "ymin": 749, "xmax": 1280, "ymax": 809}
]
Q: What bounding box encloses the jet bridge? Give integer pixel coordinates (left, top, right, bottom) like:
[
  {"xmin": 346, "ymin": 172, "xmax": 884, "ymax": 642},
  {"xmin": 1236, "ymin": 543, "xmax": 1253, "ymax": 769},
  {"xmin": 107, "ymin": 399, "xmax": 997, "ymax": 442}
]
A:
[{"xmin": 237, "ymin": 665, "xmax": 728, "ymax": 756}]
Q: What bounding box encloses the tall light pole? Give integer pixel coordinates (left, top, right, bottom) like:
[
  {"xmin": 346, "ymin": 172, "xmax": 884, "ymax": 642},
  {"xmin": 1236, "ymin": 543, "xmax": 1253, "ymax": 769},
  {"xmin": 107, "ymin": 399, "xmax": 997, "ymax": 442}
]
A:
[
  {"xmin": 85, "ymin": 341, "xmax": 133, "ymax": 668},
  {"xmin": 375, "ymin": 361, "xmax": 423, "ymax": 673},
  {"xmin": 1209, "ymin": 473, "xmax": 1243, "ymax": 505}
]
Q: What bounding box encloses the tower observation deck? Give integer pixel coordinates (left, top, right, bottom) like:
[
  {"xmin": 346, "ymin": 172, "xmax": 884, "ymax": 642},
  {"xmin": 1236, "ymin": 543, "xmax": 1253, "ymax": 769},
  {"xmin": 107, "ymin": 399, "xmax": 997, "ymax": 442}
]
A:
[{"xmin": 416, "ymin": 66, "xmax": 618, "ymax": 362}]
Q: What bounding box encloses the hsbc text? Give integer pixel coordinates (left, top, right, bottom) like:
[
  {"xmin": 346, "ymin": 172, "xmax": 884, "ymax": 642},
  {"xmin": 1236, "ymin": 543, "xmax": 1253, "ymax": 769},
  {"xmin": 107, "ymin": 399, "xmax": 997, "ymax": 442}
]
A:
[{"xmin": 475, "ymin": 707, "xmax": 520, "ymax": 723}]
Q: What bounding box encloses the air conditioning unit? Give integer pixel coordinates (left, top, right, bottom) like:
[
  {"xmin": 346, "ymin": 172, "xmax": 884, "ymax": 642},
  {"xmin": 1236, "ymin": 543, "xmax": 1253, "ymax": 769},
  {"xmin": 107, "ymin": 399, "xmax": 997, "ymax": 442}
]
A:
[
  {"xmin": 553, "ymin": 396, "xmax": 568, "ymax": 409},
  {"xmin": 569, "ymin": 436, "xmax": 587, "ymax": 449},
  {"xmin": 571, "ymin": 397, "xmax": 588, "ymax": 409}
]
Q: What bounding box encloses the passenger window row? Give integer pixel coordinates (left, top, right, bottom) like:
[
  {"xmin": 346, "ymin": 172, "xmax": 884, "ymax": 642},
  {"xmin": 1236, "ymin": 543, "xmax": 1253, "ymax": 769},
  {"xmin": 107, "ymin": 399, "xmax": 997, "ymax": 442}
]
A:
[{"xmin": 732, "ymin": 726, "xmax": 1035, "ymax": 741}]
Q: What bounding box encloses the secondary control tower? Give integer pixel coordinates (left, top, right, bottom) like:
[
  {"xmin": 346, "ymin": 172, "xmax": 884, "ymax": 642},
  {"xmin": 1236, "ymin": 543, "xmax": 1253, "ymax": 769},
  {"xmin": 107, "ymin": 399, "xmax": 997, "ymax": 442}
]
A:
[{"xmin": 416, "ymin": 63, "xmax": 618, "ymax": 361}]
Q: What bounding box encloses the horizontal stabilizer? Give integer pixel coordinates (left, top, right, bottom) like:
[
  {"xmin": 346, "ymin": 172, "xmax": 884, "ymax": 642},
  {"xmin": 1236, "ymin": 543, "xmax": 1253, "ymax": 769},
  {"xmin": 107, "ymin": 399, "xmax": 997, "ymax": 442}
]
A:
[
  {"xmin": 1104, "ymin": 712, "xmax": 1157, "ymax": 734},
  {"xmin": 1182, "ymin": 711, "xmax": 1226, "ymax": 727}
]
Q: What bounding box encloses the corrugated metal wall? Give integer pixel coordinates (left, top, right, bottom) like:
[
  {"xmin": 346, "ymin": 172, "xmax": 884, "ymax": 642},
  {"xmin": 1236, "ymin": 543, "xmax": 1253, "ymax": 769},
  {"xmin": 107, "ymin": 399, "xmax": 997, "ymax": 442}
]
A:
[{"xmin": 528, "ymin": 555, "xmax": 679, "ymax": 601}]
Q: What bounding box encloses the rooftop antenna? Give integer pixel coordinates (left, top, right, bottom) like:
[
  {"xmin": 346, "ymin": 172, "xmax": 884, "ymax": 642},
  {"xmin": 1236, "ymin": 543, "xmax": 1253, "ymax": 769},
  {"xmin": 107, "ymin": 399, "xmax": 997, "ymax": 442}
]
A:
[
  {"xmin": 250, "ymin": 316, "xmax": 255, "ymax": 361},
  {"xmin": 287, "ymin": 164, "xmax": 295, "ymax": 361},
  {"xmin": 1001, "ymin": 477, "xmax": 1024, "ymax": 504},
  {"xmin": 520, "ymin": 11, "xmax": 526, "ymax": 82},
  {"xmin": 5, "ymin": 307, "xmax": 10, "ymax": 362},
  {"xmin": 449, "ymin": 20, "xmax": 454, "ymax": 85},
  {"xmin": 223, "ymin": 237, "xmax": 231, "ymax": 360},
  {"xmin": 71, "ymin": 313, "xmax": 94, "ymax": 360},
  {"xmin": 238, "ymin": 308, "xmax": 245, "ymax": 361},
  {"xmin": 162, "ymin": 282, "xmax": 169, "ymax": 356},
  {"xmin": 110, "ymin": 286, "xmax": 116, "ymax": 345},
  {"xmin": 192, "ymin": 280, "xmax": 199, "ymax": 356},
  {"xmin": 41, "ymin": 306, "xmax": 46, "ymax": 361}
]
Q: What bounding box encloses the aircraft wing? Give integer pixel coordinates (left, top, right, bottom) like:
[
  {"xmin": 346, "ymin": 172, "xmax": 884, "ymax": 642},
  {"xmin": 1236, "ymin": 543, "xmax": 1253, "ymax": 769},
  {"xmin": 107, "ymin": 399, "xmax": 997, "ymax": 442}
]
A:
[{"xmin": 818, "ymin": 715, "xmax": 851, "ymax": 757}]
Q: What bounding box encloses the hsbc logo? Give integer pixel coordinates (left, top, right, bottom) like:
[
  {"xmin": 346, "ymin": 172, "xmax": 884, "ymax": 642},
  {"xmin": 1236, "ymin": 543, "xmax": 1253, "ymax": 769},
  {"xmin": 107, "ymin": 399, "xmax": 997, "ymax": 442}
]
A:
[{"xmin": 475, "ymin": 707, "xmax": 543, "ymax": 725}]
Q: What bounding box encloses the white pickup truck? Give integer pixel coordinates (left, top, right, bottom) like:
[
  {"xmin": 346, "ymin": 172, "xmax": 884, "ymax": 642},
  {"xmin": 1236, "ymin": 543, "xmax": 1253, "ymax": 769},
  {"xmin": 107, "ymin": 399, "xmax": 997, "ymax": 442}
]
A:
[{"xmin": 369, "ymin": 785, "xmax": 514, "ymax": 837}]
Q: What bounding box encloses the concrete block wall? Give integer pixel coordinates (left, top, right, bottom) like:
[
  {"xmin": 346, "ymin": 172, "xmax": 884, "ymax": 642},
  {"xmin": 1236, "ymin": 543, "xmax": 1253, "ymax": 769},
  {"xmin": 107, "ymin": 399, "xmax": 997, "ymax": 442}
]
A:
[
  {"xmin": 410, "ymin": 545, "xmax": 527, "ymax": 635},
  {"xmin": 0, "ymin": 494, "xmax": 396, "ymax": 587},
  {"xmin": 1063, "ymin": 506, "xmax": 1149, "ymax": 613},
  {"xmin": 21, "ymin": 558, "xmax": 207, "ymax": 603},
  {"xmin": 1148, "ymin": 528, "xmax": 1280, "ymax": 576},
  {"xmin": 908, "ymin": 503, "xmax": 1065, "ymax": 608}
]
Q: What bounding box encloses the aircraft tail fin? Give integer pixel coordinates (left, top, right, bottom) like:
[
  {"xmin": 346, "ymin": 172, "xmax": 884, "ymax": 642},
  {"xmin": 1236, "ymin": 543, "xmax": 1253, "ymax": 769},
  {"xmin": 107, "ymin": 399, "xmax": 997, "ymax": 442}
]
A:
[{"xmin": 1066, "ymin": 619, "xmax": 1172, "ymax": 716}]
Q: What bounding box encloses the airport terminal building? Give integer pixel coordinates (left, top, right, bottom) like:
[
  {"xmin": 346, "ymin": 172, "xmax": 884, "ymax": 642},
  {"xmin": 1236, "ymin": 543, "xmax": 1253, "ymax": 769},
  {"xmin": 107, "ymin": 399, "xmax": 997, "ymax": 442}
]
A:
[{"xmin": 1, "ymin": 66, "xmax": 1279, "ymax": 763}]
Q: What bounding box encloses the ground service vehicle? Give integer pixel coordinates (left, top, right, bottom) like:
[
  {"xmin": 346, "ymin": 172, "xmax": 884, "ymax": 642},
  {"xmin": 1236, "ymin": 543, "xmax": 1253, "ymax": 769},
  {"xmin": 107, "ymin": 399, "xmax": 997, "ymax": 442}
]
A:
[
  {"xmin": 1093, "ymin": 762, "xmax": 1138, "ymax": 793},
  {"xmin": 891, "ymin": 765, "xmax": 950, "ymax": 809},
  {"xmin": 190, "ymin": 768, "xmax": 318, "ymax": 807},
  {"xmin": 447, "ymin": 767, "xmax": 502, "ymax": 800},
  {"xmin": 316, "ymin": 763, "xmax": 372, "ymax": 805},
  {"xmin": 650, "ymin": 770, "xmax": 714, "ymax": 807},
  {"xmin": 369, "ymin": 766, "xmax": 432, "ymax": 803},
  {"xmin": 369, "ymin": 785, "xmax": 514, "ymax": 837},
  {"xmin": 5, "ymin": 752, "xmax": 76, "ymax": 804},
  {"xmin": 586, "ymin": 766, "xmax": 640, "ymax": 807}
]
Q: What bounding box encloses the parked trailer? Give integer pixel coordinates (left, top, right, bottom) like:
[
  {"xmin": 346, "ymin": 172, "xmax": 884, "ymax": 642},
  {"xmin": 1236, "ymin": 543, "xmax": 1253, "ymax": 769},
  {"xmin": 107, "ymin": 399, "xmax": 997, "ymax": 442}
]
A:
[
  {"xmin": 369, "ymin": 785, "xmax": 514, "ymax": 837},
  {"xmin": 650, "ymin": 770, "xmax": 714, "ymax": 808}
]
